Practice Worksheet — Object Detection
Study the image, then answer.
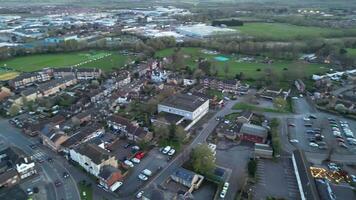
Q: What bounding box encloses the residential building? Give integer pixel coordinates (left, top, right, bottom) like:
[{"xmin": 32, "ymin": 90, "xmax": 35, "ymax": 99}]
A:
[
  {"xmin": 61, "ymin": 123, "xmax": 105, "ymax": 150},
  {"xmin": 158, "ymin": 94, "xmax": 209, "ymax": 129},
  {"xmin": 98, "ymin": 165, "xmax": 123, "ymax": 190},
  {"xmin": 8, "ymin": 71, "xmax": 51, "ymax": 90},
  {"xmin": 0, "ymin": 168, "xmax": 20, "ymax": 187},
  {"xmin": 0, "ymin": 146, "xmax": 36, "ymax": 181},
  {"xmin": 38, "ymin": 75, "xmax": 77, "ymax": 97},
  {"xmin": 170, "ymin": 168, "xmax": 204, "ymax": 192},
  {"xmin": 239, "ymin": 123, "xmax": 268, "ymax": 143},
  {"xmin": 107, "ymin": 115, "xmax": 153, "ymax": 142},
  {"xmin": 216, "ymin": 122, "xmax": 240, "ymax": 140},
  {"xmin": 201, "ymin": 77, "xmax": 242, "ymax": 94},
  {"xmin": 71, "ymin": 110, "xmax": 92, "ymax": 125},
  {"xmin": 76, "ymin": 68, "xmax": 102, "ymax": 80},
  {"xmin": 39, "ymin": 124, "xmax": 69, "ymax": 152},
  {"xmin": 69, "ymin": 143, "xmax": 118, "ymax": 177},
  {"xmin": 258, "ymin": 88, "xmax": 291, "ymax": 101}
]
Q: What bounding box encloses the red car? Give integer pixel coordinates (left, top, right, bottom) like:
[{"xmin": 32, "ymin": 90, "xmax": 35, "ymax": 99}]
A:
[{"xmin": 135, "ymin": 152, "xmax": 145, "ymax": 160}]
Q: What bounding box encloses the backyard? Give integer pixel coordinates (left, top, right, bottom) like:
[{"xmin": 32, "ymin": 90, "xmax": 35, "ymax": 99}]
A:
[
  {"xmin": 232, "ymin": 22, "xmax": 356, "ymax": 41},
  {"xmin": 0, "ymin": 51, "xmax": 129, "ymax": 73},
  {"xmin": 155, "ymin": 47, "xmax": 329, "ymax": 80}
]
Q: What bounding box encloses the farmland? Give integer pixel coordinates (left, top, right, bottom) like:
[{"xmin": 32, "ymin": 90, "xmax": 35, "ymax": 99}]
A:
[
  {"xmin": 347, "ymin": 48, "xmax": 356, "ymax": 57},
  {"xmin": 232, "ymin": 23, "xmax": 356, "ymax": 41},
  {"xmin": 155, "ymin": 47, "xmax": 329, "ymax": 80},
  {"xmin": 0, "ymin": 51, "xmax": 129, "ymax": 73}
]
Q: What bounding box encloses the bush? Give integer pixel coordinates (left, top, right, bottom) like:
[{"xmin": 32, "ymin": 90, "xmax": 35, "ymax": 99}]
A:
[{"xmin": 248, "ymin": 159, "xmax": 257, "ymax": 178}]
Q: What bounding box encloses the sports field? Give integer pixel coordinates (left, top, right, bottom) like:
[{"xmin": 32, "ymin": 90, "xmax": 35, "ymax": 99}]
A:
[
  {"xmin": 232, "ymin": 23, "xmax": 356, "ymax": 41},
  {"xmin": 0, "ymin": 51, "xmax": 129, "ymax": 73},
  {"xmin": 156, "ymin": 47, "xmax": 329, "ymax": 80}
]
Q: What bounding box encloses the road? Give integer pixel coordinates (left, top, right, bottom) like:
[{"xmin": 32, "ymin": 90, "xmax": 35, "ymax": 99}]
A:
[
  {"xmin": 142, "ymin": 99, "xmax": 241, "ymax": 197},
  {"xmin": 0, "ymin": 118, "xmax": 80, "ymax": 200}
]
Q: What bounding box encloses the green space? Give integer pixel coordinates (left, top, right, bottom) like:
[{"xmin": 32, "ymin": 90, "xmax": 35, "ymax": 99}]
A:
[
  {"xmin": 0, "ymin": 51, "xmax": 129, "ymax": 72},
  {"xmin": 0, "ymin": 71, "xmax": 19, "ymax": 81},
  {"xmin": 233, "ymin": 102, "xmax": 287, "ymax": 113},
  {"xmin": 346, "ymin": 48, "xmax": 356, "ymax": 57},
  {"xmin": 78, "ymin": 182, "xmax": 93, "ymax": 200},
  {"xmin": 155, "ymin": 47, "xmax": 328, "ymax": 80},
  {"xmin": 232, "ymin": 22, "xmax": 356, "ymax": 41}
]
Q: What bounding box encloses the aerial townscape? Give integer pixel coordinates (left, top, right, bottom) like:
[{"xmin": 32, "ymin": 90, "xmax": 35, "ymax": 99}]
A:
[{"xmin": 0, "ymin": 0, "xmax": 356, "ymax": 200}]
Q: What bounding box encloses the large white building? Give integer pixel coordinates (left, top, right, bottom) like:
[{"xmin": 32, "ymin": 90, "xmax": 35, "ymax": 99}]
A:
[
  {"xmin": 176, "ymin": 24, "xmax": 236, "ymax": 38},
  {"xmin": 158, "ymin": 94, "xmax": 209, "ymax": 129}
]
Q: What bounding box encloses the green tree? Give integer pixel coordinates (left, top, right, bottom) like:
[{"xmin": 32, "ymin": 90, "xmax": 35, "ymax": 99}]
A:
[
  {"xmin": 273, "ymin": 97, "xmax": 287, "ymax": 110},
  {"xmin": 191, "ymin": 144, "xmax": 215, "ymax": 175},
  {"xmin": 248, "ymin": 159, "xmax": 257, "ymax": 178},
  {"xmin": 9, "ymin": 104, "xmax": 20, "ymax": 116}
]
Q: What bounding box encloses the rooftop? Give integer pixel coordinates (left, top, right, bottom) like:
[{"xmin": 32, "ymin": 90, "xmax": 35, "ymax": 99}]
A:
[
  {"xmin": 75, "ymin": 143, "xmax": 113, "ymax": 165},
  {"xmin": 159, "ymin": 93, "xmax": 208, "ymax": 112},
  {"xmin": 240, "ymin": 123, "xmax": 268, "ymax": 138}
]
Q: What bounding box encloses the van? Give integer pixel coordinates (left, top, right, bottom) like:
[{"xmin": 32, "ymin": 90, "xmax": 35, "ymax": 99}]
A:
[{"xmin": 142, "ymin": 169, "xmax": 152, "ymax": 176}]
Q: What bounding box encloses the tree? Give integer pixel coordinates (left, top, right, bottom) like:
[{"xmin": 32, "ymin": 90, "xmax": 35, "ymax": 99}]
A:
[
  {"xmin": 9, "ymin": 104, "xmax": 20, "ymax": 116},
  {"xmin": 191, "ymin": 144, "xmax": 215, "ymax": 175},
  {"xmin": 247, "ymin": 159, "xmax": 257, "ymax": 178},
  {"xmin": 273, "ymin": 97, "xmax": 287, "ymax": 110},
  {"xmin": 154, "ymin": 125, "xmax": 169, "ymax": 140},
  {"xmin": 335, "ymin": 104, "xmax": 348, "ymax": 114},
  {"xmin": 223, "ymin": 63, "xmax": 229, "ymax": 78}
]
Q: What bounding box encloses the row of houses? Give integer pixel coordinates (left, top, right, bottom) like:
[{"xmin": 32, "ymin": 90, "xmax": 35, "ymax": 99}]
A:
[
  {"xmin": 200, "ymin": 77, "xmax": 249, "ymax": 94},
  {"xmin": 8, "ymin": 67, "xmax": 102, "ymax": 90}
]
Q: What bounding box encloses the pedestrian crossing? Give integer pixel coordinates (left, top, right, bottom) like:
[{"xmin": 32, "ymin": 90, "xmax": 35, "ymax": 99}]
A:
[{"xmin": 32, "ymin": 151, "xmax": 47, "ymax": 160}]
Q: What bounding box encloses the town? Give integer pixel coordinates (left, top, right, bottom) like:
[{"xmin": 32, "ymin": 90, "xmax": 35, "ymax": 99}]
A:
[{"xmin": 0, "ymin": 0, "xmax": 356, "ymax": 200}]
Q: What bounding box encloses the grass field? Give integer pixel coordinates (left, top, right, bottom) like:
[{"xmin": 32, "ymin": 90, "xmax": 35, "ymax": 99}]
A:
[
  {"xmin": 155, "ymin": 47, "xmax": 329, "ymax": 80},
  {"xmin": 347, "ymin": 48, "xmax": 356, "ymax": 57},
  {"xmin": 232, "ymin": 23, "xmax": 356, "ymax": 41},
  {"xmin": 78, "ymin": 183, "xmax": 93, "ymax": 200},
  {"xmin": 0, "ymin": 51, "xmax": 129, "ymax": 72},
  {"xmin": 233, "ymin": 102, "xmax": 287, "ymax": 113}
]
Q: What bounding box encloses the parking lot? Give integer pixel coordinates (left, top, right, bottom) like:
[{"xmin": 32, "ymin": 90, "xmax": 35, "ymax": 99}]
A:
[
  {"xmin": 287, "ymin": 114, "xmax": 356, "ymax": 154},
  {"xmin": 117, "ymin": 147, "xmax": 169, "ymax": 196},
  {"xmin": 252, "ymin": 158, "xmax": 300, "ymax": 200}
]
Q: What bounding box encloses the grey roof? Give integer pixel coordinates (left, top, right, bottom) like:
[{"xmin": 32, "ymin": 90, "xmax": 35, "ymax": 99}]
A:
[
  {"xmin": 240, "ymin": 123, "xmax": 268, "ymax": 138},
  {"xmin": 159, "ymin": 94, "xmax": 208, "ymax": 112},
  {"xmin": 75, "ymin": 143, "xmax": 113, "ymax": 165}
]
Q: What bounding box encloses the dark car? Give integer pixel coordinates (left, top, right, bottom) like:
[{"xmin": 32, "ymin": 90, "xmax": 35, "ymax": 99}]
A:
[
  {"xmin": 54, "ymin": 180, "xmax": 62, "ymax": 187},
  {"xmin": 63, "ymin": 172, "xmax": 69, "ymax": 179},
  {"xmin": 124, "ymin": 144, "xmax": 131, "ymax": 149},
  {"xmin": 47, "ymin": 157, "xmax": 54, "ymax": 163}
]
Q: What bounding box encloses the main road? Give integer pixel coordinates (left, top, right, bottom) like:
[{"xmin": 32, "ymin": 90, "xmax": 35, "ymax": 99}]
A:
[{"xmin": 0, "ymin": 118, "xmax": 80, "ymax": 200}]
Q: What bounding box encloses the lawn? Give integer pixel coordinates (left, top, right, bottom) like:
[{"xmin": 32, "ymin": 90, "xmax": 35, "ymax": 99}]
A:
[
  {"xmin": 233, "ymin": 102, "xmax": 288, "ymax": 113},
  {"xmin": 232, "ymin": 23, "xmax": 356, "ymax": 41},
  {"xmin": 78, "ymin": 182, "xmax": 93, "ymax": 200},
  {"xmin": 347, "ymin": 48, "xmax": 356, "ymax": 57},
  {"xmin": 155, "ymin": 47, "xmax": 328, "ymax": 80},
  {"xmin": 0, "ymin": 51, "xmax": 129, "ymax": 72}
]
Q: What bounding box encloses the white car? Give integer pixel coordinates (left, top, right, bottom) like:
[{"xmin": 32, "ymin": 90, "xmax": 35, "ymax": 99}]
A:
[
  {"xmin": 162, "ymin": 146, "xmax": 171, "ymax": 154},
  {"xmin": 292, "ymin": 97, "xmax": 298, "ymax": 100},
  {"xmin": 223, "ymin": 182, "xmax": 229, "ymax": 190},
  {"xmin": 138, "ymin": 174, "xmax": 148, "ymax": 181},
  {"xmin": 136, "ymin": 191, "xmax": 144, "ymax": 198},
  {"xmin": 290, "ymin": 139, "xmax": 299, "ymax": 143},
  {"xmin": 303, "ymin": 117, "xmax": 311, "ymax": 121},
  {"xmin": 309, "ymin": 142, "xmax": 319, "ymax": 147},
  {"xmin": 131, "ymin": 158, "xmax": 141, "ymax": 164},
  {"xmin": 124, "ymin": 160, "xmax": 134, "ymax": 167},
  {"xmin": 142, "ymin": 169, "xmax": 152, "ymax": 176},
  {"xmin": 168, "ymin": 149, "xmax": 176, "ymax": 156},
  {"xmin": 27, "ymin": 188, "xmax": 33, "ymax": 195}
]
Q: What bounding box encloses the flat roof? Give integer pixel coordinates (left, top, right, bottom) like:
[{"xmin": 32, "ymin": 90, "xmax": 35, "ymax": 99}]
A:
[{"xmin": 159, "ymin": 93, "xmax": 208, "ymax": 112}]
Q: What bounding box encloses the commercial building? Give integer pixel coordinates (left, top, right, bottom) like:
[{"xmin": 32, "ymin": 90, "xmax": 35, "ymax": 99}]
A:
[
  {"xmin": 239, "ymin": 123, "xmax": 268, "ymax": 143},
  {"xmin": 254, "ymin": 143, "xmax": 273, "ymax": 159},
  {"xmin": 170, "ymin": 168, "xmax": 204, "ymax": 192},
  {"xmin": 158, "ymin": 94, "xmax": 209, "ymax": 130},
  {"xmin": 176, "ymin": 24, "xmax": 236, "ymax": 38}
]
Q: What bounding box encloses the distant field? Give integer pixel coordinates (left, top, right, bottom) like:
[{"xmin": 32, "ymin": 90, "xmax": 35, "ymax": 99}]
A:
[
  {"xmin": 0, "ymin": 51, "xmax": 129, "ymax": 72},
  {"xmin": 232, "ymin": 23, "xmax": 356, "ymax": 41},
  {"xmin": 155, "ymin": 47, "xmax": 329, "ymax": 80}
]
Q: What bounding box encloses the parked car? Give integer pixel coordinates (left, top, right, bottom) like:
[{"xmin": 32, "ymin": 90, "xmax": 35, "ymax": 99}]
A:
[
  {"xmin": 27, "ymin": 188, "xmax": 33, "ymax": 195},
  {"xmin": 124, "ymin": 160, "xmax": 134, "ymax": 167},
  {"xmin": 138, "ymin": 174, "xmax": 148, "ymax": 181},
  {"xmin": 136, "ymin": 191, "xmax": 144, "ymax": 199},
  {"xmin": 135, "ymin": 152, "xmax": 145, "ymax": 160},
  {"xmin": 339, "ymin": 142, "xmax": 348, "ymax": 149},
  {"xmin": 168, "ymin": 149, "xmax": 176, "ymax": 156},
  {"xmin": 304, "ymin": 123, "xmax": 312, "ymax": 127},
  {"xmin": 131, "ymin": 158, "xmax": 141, "ymax": 164},
  {"xmin": 288, "ymin": 123, "xmax": 296, "ymax": 127},
  {"xmin": 162, "ymin": 146, "xmax": 171, "ymax": 154},
  {"xmin": 142, "ymin": 169, "xmax": 152, "ymax": 177},
  {"xmin": 309, "ymin": 115, "xmax": 317, "ymax": 119}
]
